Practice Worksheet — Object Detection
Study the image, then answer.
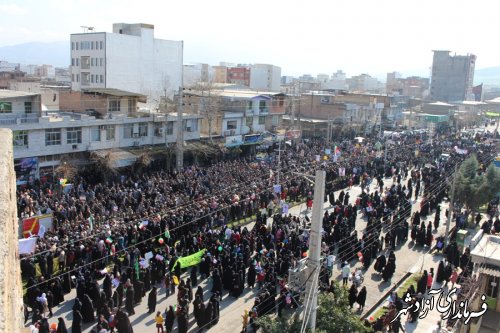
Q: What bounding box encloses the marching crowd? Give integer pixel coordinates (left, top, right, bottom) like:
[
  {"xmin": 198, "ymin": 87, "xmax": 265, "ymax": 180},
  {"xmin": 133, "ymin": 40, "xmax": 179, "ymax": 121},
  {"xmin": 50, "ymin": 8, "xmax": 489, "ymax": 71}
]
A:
[{"xmin": 18, "ymin": 127, "xmax": 498, "ymax": 333}]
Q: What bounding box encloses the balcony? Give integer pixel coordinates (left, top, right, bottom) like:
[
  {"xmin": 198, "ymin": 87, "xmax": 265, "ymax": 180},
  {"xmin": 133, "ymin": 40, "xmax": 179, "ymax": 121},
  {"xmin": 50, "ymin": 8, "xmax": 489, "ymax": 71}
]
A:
[{"xmin": 0, "ymin": 114, "xmax": 39, "ymax": 125}]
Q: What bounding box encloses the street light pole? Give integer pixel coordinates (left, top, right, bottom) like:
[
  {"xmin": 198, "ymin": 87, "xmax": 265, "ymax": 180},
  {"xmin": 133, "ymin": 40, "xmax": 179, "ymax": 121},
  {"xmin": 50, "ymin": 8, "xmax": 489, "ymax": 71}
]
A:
[
  {"xmin": 444, "ymin": 165, "xmax": 458, "ymax": 247},
  {"xmin": 176, "ymin": 41, "xmax": 184, "ymax": 171},
  {"xmin": 305, "ymin": 170, "xmax": 326, "ymax": 333}
]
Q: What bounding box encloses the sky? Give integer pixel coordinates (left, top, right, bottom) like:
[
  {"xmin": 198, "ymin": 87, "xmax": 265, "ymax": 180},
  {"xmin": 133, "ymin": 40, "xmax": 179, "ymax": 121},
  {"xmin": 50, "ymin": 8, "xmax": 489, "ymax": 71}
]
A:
[{"xmin": 0, "ymin": 0, "xmax": 498, "ymax": 78}]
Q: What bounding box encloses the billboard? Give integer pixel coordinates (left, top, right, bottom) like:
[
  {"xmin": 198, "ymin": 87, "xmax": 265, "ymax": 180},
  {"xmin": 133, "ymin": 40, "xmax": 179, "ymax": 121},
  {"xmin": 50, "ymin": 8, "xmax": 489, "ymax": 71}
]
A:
[
  {"xmin": 225, "ymin": 135, "xmax": 243, "ymax": 147},
  {"xmin": 0, "ymin": 101, "xmax": 12, "ymax": 113},
  {"xmin": 14, "ymin": 157, "xmax": 38, "ymax": 186},
  {"xmin": 285, "ymin": 129, "xmax": 302, "ymax": 140}
]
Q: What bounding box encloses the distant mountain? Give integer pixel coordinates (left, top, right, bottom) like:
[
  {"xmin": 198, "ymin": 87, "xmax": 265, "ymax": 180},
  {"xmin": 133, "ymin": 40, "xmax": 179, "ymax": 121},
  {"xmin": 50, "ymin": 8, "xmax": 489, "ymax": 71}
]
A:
[
  {"xmin": 474, "ymin": 67, "xmax": 500, "ymax": 86},
  {"xmin": 0, "ymin": 41, "xmax": 69, "ymax": 68}
]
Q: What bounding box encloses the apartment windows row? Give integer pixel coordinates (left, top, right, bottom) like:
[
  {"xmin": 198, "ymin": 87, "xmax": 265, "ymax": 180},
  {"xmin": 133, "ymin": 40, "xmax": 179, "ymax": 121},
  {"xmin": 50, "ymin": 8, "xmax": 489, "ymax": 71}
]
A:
[
  {"xmin": 71, "ymin": 40, "xmax": 104, "ymax": 51},
  {"xmin": 45, "ymin": 127, "xmax": 82, "ymax": 146},
  {"xmin": 71, "ymin": 57, "xmax": 104, "ymax": 67},
  {"xmin": 72, "ymin": 73, "xmax": 104, "ymax": 83}
]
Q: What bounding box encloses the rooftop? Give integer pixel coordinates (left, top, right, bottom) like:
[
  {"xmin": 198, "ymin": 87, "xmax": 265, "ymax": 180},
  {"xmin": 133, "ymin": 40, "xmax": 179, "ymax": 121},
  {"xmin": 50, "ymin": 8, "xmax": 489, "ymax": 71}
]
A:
[
  {"xmin": 82, "ymin": 88, "xmax": 147, "ymax": 98},
  {"xmin": 471, "ymin": 234, "xmax": 500, "ymax": 267},
  {"xmin": 0, "ymin": 89, "xmax": 40, "ymax": 99}
]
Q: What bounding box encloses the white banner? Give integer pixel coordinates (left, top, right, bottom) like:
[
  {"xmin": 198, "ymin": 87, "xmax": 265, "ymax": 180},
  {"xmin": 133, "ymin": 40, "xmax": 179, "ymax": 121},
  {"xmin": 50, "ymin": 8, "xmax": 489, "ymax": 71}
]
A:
[{"xmin": 19, "ymin": 237, "xmax": 37, "ymax": 255}]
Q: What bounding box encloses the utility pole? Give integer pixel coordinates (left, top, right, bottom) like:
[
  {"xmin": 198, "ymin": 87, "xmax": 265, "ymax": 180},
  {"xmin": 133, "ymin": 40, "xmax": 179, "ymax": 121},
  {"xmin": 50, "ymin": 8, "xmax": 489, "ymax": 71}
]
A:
[
  {"xmin": 444, "ymin": 165, "xmax": 458, "ymax": 246},
  {"xmin": 275, "ymin": 139, "xmax": 284, "ymax": 185},
  {"xmin": 176, "ymin": 41, "xmax": 184, "ymax": 171},
  {"xmin": 305, "ymin": 170, "xmax": 326, "ymax": 333}
]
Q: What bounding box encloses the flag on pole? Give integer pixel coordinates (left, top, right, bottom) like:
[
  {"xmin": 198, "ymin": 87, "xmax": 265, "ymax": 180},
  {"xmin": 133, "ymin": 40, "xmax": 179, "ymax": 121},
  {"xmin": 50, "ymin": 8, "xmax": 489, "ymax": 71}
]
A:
[{"xmin": 270, "ymin": 169, "xmax": 274, "ymax": 180}]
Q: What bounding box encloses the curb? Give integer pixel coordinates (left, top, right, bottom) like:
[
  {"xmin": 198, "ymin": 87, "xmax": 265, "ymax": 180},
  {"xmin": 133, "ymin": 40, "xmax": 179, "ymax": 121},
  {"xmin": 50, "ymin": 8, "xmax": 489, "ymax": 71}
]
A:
[{"xmin": 361, "ymin": 271, "xmax": 411, "ymax": 320}]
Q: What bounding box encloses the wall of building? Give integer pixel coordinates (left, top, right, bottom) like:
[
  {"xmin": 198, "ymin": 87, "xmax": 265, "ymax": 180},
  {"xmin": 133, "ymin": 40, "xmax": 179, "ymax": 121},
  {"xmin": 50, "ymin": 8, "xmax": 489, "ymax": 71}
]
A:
[{"xmin": 0, "ymin": 128, "xmax": 24, "ymax": 333}]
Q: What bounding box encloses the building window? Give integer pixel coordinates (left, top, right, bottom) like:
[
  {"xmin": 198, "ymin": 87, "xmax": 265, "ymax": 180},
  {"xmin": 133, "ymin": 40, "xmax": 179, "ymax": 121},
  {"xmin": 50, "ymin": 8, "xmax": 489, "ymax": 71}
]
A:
[
  {"xmin": 81, "ymin": 56, "xmax": 90, "ymax": 69},
  {"xmin": 272, "ymin": 115, "xmax": 279, "ymax": 125},
  {"xmin": 81, "ymin": 72, "xmax": 90, "ymax": 86},
  {"xmin": 91, "ymin": 41, "xmax": 94, "ymax": 50},
  {"xmin": 100, "ymin": 75, "xmax": 104, "ymax": 83},
  {"xmin": 154, "ymin": 123, "xmax": 163, "ymax": 136},
  {"xmin": 259, "ymin": 100, "xmax": 267, "ymax": 112},
  {"xmin": 100, "ymin": 58, "xmax": 103, "ymax": 66},
  {"xmin": 128, "ymin": 99, "xmax": 134, "ymax": 114},
  {"xmin": 71, "ymin": 58, "xmax": 75, "ymax": 66},
  {"xmin": 66, "ymin": 127, "xmax": 82, "ymax": 144},
  {"xmin": 0, "ymin": 102, "xmax": 12, "ymax": 113},
  {"xmin": 123, "ymin": 123, "xmax": 134, "ymax": 139},
  {"xmin": 91, "ymin": 58, "xmax": 94, "ymax": 67},
  {"xmin": 71, "ymin": 42, "xmax": 74, "ymax": 50},
  {"xmin": 109, "ymin": 99, "xmax": 120, "ymax": 112},
  {"xmin": 248, "ymin": 101, "xmax": 253, "ymax": 110},
  {"xmin": 71, "ymin": 74, "xmax": 75, "ymax": 82},
  {"xmin": 76, "ymin": 58, "xmax": 79, "ymax": 66},
  {"xmin": 91, "ymin": 127, "xmax": 101, "ymax": 141},
  {"xmin": 76, "ymin": 74, "xmax": 80, "ymax": 82},
  {"xmin": 227, "ymin": 120, "xmax": 237, "ymax": 130},
  {"xmin": 45, "ymin": 128, "xmax": 61, "ymax": 146},
  {"xmin": 166, "ymin": 122, "xmax": 174, "ymax": 135},
  {"xmin": 258, "ymin": 116, "xmax": 266, "ymax": 125},
  {"xmin": 13, "ymin": 130, "xmax": 28, "ymax": 147},
  {"xmin": 99, "ymin": 41, "xmax": 103, "ymax": 49},
  {"xmin": 105, "ymin": 125, "xmax": 115, "ymax": 140},
  {"xmin": 24, "ymin": 102, "xmax": 32, "ymax": 113},
  {"xmin": 75, "ymin": 42, "xmax": 78, "ymax": 50},
  {"xmin": 246, "ymin": 116, "xmax": 253, "ymax": 127},
  {"xmin": 91, "ymin": 74, "xmax": 94, "ymax": 83},
  {"xmin": 138, "ymin": 123, "xmax": 148, "ymax": 137}
]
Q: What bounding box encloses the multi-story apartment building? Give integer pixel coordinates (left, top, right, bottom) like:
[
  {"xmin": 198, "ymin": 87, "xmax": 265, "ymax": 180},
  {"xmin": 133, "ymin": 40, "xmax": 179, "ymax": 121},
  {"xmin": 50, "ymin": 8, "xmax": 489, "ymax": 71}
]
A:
[
  {"xmin": 70, "ymin": 23, "xmax": 183, "ymax": 107},
  {"xmin": 227, "ymin": 66, "xmax": 251, "ymax": 86},
  {"xmin": 249, "ymin": 64, "xmax": 281, "ymax": 92},
  {"xmin": 430, "ymin": 50, "xmax": 476, "ymax": 102},
  {"xmin": 0, "ymin": 89, "xmax": 201, "ymax": 184}
]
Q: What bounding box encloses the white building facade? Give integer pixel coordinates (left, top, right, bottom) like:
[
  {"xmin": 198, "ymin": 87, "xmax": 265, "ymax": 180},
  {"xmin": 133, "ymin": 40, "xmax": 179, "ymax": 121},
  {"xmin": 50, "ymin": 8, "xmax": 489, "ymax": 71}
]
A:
[
  {"xmin": 70, "ymin": 23, "xmax": 182, "ymax": 108},
  {"xmin": 249, "ymin": 64, "xmax": 281, "ymax": 92}
]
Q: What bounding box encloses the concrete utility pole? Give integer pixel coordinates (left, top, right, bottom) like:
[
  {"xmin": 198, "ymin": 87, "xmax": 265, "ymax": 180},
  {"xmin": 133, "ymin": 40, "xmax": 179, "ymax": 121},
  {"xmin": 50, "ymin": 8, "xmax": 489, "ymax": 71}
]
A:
[
  {"xmin": 176, "ymin": 41, "xmax": 184, "ymax": 171},
  {"xmin": 445, "ymin": 165, "xmax": 459, "ymax": 246},
  {"xmin": 275, "ymin": 139, "xmax": 284, "ymax": 185},
  {"xmin": 305, "ymin": 170, "xmax": 326, "ymax": 333}
]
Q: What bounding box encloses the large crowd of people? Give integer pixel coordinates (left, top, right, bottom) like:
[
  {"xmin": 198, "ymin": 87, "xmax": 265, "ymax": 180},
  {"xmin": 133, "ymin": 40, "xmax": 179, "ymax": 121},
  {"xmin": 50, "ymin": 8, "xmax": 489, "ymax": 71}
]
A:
[{"xmin": 18, "ymin": 126, "xmax": 499, "ymax": 333}]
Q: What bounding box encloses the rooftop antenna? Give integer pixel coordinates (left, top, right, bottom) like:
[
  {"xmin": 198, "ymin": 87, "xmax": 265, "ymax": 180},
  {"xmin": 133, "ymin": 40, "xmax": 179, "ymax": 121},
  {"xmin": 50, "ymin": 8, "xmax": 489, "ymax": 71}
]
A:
[{"xmin": 80, "ymin": 26, "xmax": 94, "ymax": 33}]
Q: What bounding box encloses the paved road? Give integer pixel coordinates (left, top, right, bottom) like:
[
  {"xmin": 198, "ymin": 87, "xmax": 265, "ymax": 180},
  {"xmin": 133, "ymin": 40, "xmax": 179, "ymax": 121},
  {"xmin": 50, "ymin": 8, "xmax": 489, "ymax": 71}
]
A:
[{"xmin": 35, "ymin": 168, "xmax": 463, "ymax": 333}]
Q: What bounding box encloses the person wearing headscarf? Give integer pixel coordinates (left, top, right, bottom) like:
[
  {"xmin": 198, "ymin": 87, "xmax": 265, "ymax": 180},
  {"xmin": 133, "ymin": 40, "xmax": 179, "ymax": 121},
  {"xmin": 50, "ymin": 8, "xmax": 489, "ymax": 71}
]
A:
[
  {"xmin": 38, "ymin": 318, "xmax": 50, "ymax": 333},
  {"xmin": 148, "ymin": 287, "xmax": 157, "ymax": 313},
  {"xmin": 71, "ymin": 307, "xmax": 83, "ymax": 333},
  {"xmin": 81, "ymin": 293, "xmax": 95, "ymax": 323},
  {"xmin": 115, "ymin": 309, "xmax": 134, "ymax": 333},
  {"xmin": 56, "ymin": 317, "xmax": 68, "ymax": 333},
  {"xmin": 164, "ymin": 306, "xmax": 175, "ymax": 333},
  {"xmin": 125, "ymin": 286, "xmax": 135, "ymax": 315}
]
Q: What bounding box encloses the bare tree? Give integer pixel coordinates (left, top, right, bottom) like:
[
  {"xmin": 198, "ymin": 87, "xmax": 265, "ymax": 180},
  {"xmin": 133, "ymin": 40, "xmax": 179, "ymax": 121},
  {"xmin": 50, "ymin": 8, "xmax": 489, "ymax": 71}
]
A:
[
  {"xmin": 187, "ymin": 81, "xmax": 222, "ymax": 143},
  {"xmin": 55, "ymin": 157, "xmax": 77, "ymax": 181}
]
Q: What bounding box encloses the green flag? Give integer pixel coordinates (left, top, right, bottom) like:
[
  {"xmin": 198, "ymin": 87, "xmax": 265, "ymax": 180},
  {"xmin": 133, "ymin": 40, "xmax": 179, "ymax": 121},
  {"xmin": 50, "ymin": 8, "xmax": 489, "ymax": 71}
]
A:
[
  {"xmin": 171, "ymin": 249, "xmax": 206, "ymax": 271},
  {"xmin": 134, "ymin": 259, "xmax": 140, "ymax": 280}
]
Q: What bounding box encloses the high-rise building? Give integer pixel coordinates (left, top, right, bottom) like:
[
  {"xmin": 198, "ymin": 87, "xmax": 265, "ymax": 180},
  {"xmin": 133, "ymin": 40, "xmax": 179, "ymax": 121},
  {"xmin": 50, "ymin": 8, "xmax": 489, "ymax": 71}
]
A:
[
  {"xmin": 70, "ymin": 23, "xmax": 183, "ymax": 106},
  {"xmin": 430, "ymin": 50, "xmax": 476, "ymax": 102},
  {"xmin": 249, "ymin": 64, "xmax": 281, "ymax": 91}
]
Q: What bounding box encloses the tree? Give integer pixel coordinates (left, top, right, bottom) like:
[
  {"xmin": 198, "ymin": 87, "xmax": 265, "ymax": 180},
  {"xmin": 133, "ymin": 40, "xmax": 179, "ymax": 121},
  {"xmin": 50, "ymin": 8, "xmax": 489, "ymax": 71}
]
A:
[
  {"xmin": 55, "ymin": 157, "xmax": 77, "ymax": 181},
  {"xmin": 256, "ymin": 282, "xmax": 370, "ymax": 333},
  {"xmin": 454, "ymin": 155, "xmax": 500, "ymax": 216},
  {"xmin": 133, "ymin": 151, "xmax": 152, "ymax": 174},
  {"xmin": 90, "ymin": 151, "xmax": 118, "ymax": 182},
  {"xmin": 187, "ymin": 81, "xmax": 222, "ymax": 143}
]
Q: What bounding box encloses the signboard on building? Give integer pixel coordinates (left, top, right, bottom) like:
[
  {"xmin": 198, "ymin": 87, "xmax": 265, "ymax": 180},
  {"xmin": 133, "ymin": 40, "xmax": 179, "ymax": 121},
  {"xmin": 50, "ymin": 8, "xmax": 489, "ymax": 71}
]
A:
[
  {"xmin": 14, "ymin": 157, "xmax": 38, "ymax": 186},
  {"xmin": 225, "ymin": 135, "xmax": 243, "ymax": 147},
  {"xmin": 0, "ymin": 101, "xmax": 12, "ymax": 113},
  {"xmin": 285, "ymin": 129, "xmax": 301, "ymax": 140},
  {"xmin": 243, "ymin": 134, "xmax": 263, "ymax": 145},
  {"xmin": 425, "ymin": 115, "xmax": 449, "ymax": 123}
]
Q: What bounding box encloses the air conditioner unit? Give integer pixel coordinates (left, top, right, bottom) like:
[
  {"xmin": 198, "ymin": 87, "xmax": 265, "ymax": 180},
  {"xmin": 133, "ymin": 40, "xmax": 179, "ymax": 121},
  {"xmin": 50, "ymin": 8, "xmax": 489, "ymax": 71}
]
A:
[
  {"xmin": 132, "ymin": 133, "xmax": 139, "ymax": 138},
  {"xmin": 72, "ymin": 144, "xmax": 78, "ymax": 150},
  {"xmin": 133, "ymin": 141, "xmax": 140, "ymax": 147}
]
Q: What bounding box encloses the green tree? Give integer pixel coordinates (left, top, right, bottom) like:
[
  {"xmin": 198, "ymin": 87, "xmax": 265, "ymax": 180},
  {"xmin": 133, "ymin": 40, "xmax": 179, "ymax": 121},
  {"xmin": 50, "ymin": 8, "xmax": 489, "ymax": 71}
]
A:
[
  {"xmin": 256, "ymin": 282, "xmax": 371, "ymax": 333},
  {"xmin": 454, "ymin": 155, "xmax": 500, "ymax": 216}
]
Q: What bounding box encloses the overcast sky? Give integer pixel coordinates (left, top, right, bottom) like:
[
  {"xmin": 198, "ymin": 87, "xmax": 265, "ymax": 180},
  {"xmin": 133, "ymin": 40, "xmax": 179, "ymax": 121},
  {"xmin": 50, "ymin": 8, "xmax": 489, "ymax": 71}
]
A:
[{"xmin": 0, "ymin": 0, "xmax": 497, "ymax": 77}]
